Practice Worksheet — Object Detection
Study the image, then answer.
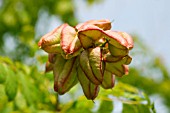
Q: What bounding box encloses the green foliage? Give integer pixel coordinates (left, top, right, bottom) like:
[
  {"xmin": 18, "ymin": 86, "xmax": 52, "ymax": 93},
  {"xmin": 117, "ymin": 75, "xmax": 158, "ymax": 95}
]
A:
[
  {"xmin": 0, "ymin": 85, "xmax": 8, "ymax": 111},
  {"xmin": 98, "ymin": 100, "xmax": 113, "ymax": 113},
  {"xmin": 86, "ymin": 0, "xmax": 103, "ymax": 5},
  {"xmin": 0, "ymin": 57, "xmax": 56, "ymax": 112},
  {"xmin": 5, "ymin": 69, "xmax": 18, "ymax": 101},
  {"xmin": 0, "ymin": 55, "xmax": 156, "ymax": 113},
  {"xmin": 0, "ymin": 0, "xmax": 78, "ymax": 62},
  {"xmin": 122, "ymin": 104, "xmax": 150, "ymax": 113},
  {"xmin": 0, "ymin": 64, "xmax": 7, "ymax": 83}
]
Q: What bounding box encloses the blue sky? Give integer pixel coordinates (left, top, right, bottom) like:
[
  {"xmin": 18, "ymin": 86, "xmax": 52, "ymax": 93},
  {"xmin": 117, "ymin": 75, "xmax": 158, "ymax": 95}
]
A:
[{"xmin": 74, "ymin": 0, "xmax": 170, "ymax": 68}]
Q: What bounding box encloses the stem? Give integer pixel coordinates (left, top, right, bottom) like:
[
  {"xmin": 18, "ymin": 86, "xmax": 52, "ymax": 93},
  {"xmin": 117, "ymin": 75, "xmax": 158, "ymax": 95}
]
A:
[{"xmin": 56, "ymin": 93, "xmax": 61, "ymax": 111}]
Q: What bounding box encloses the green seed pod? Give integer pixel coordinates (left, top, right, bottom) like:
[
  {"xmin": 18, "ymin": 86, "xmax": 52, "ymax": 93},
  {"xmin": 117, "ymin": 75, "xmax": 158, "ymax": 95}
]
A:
[
  {"xmin": 53, "ymin": 55, "xmax": 78, "ymax": 95},
  {"xmin": 38, "ymin": 24, "xmax": 67, "ymax": 53},
  {"xmin": 101, "ymin": 70, "xmax": 115, "ymax": 89},
  {"xmin": 77, "ymin": 66, "xmax": 99, "ymax": 100}
]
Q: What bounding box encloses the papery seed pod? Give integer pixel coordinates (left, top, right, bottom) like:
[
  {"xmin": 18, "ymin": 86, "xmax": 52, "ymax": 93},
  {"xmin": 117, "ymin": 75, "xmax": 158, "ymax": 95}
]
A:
[
  {"xmin": 76, "ymin": 19, "xmax": 111, "ymax": 31},
  {"xmin": 53, "ymin": 55, "xmax": 66, "ymax": 92},
  {"xmin": 37, "ymin": 19, "xmax": 134, "ymax": 100},
  {"xmin": 104, "ymin": 31, "xmax": 134, "ymax": 49},
  {"xmin": 61, "ymin": 24, "xmax": 83, "ymax": 59},
  {"xmin": 123, "ymin": 65, "xmax": 129, "ymax": 75},
  {"xmin": 103, "ymin": 51, "xmax": 124, "ymax": 63},
  {"xmin": 45, "ymin": 53, "xmax": 57, "ymax": 73},
  {"xmin": 38, "ymin": 24, "xmax": 67, "ymax": 53},
  {"xmin": 48, "ymin": 53, "xmax": 57, "ymax": 64},
  {"xmin": 101, "ymin": 70, "xmax": 115, "ymax": 89},
  {"xmin": 105, "ymin": 55, "xmax": 132, "ymax": 77},
  {"xmin": 104, "ymin": 31, "xmax": 129, "ymax": 49},
  {"xmin": 53, "ymin": 55, "xmax": 78, "ymax": 95},
  {"xmin": 118, "ymin": 32, "xmax": 134, "ymax": 50},
  {"xmin": 108, "ymin": 43, "xmax": 128, "ymax": 57},
  {"xmin": 91, "ymin": 19, "xmax": 111, "ymax": 30},
  {"xmin": 101, "ymin": 43, "xmax": 127, "ymax": 62},
  {"xmin": 95, "ymin": 38, "xmax": 107, "ymax": 47},
  {"xmin": 88, "ymin": 47, "xmax": 104, "ymax": 83},
  {"xmin": 57, "ymin": 57, "xmax": 78, "ymax": 94},
  {"xmin": 78, "ymin": 24, "xmax": 105, "ymax": 49},
  {"xmin": 80, "ymin": 50, "xmax": 101, "ymax": 85},
  {"xmin": 77, "ymin": 66, "xmax": 99, "ymax": 100},
  {"xmin": 45, "ymin": 61, "xmax": 53, "ymax": 73}
]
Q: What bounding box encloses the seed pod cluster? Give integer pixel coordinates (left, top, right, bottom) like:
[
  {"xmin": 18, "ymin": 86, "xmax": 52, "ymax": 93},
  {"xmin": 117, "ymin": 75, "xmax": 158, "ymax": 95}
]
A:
[{"xmin": 38, "ymin": 19, "xmax": 134, "ymax": 100}]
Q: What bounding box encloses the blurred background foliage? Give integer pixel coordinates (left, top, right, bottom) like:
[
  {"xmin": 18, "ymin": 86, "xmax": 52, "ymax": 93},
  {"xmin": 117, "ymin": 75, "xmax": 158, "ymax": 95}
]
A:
[{"xmin": 0, "ymin": 0, "xmax": 169, "ymax": 113}]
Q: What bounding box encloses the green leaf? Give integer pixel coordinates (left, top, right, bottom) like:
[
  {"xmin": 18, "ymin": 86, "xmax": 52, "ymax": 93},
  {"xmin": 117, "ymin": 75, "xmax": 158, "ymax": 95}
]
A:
[
  {"xmin": 61, "ymin": 96, "xmax": 95, "ymax": 113},
  {"xmin": 14, "ymin": 92, "xmax": 27, "ymax": 110},
  {"xmin": 0, "ymin": 85, "xmax": 8, "ymax": 111},
  {"xmin": 98, "ymin": 99, "xmax": 113, "ymax": 113},
  {"xmin": 122, "ymin": 104, "xmax": 151, "ymax": 113},
  {"xmin": 5, "ymin": 69, "xmax": 18, "ymax": 101},
  {"xmin": 99, "ymin": 82, "xmax": 147, "ymax": 105},
  {"xmin": 122, "ymin": 104, "xmax": 138, "ymax": 113},
  {"xmin": 0, "ymin": 64, "xmax": 7, "ymax": 83},
  {"xmin": 0, "ymin": 57, "xmax": 13, "ymax": 65},
  {"xmin": 151, "ymin": 103, "xmax": 156, "ymax": 113},
  {"xmin": 18, "ymin": 72, "xmax": 34, "ymax": 105}
]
